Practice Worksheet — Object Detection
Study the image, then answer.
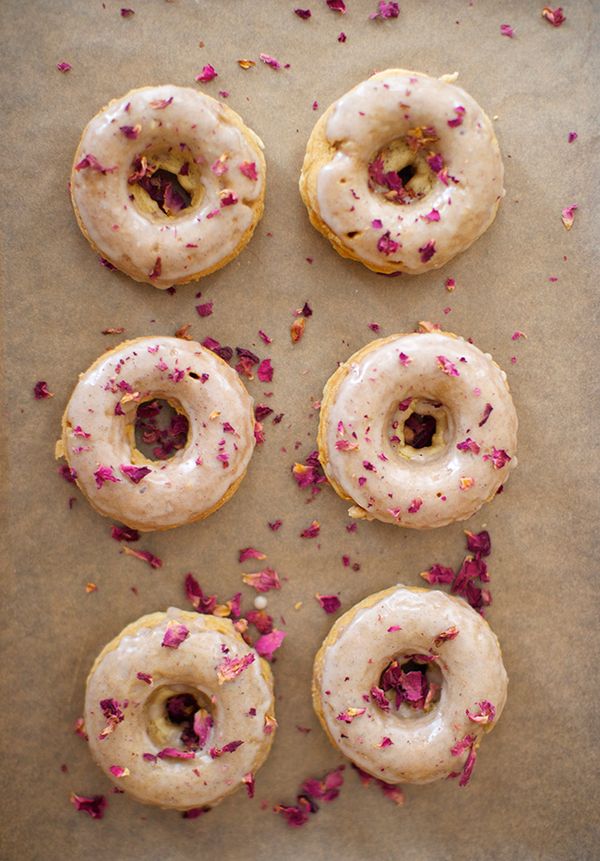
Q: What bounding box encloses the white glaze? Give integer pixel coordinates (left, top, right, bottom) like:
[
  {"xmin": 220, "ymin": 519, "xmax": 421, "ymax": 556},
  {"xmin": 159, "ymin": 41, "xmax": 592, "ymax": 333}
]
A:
[
  {"xmin": 315, "ymin": 70, "xmax": 503, "ymax": 273},
  {"xmin": 71, "ymin": 86, "xmax": 264, "ymax": 288},
  {"xmin": 61, "ymin": 337, "xmax": 255, "ymax": 530},
  {"xmin": 320, "ymin": 332, "xmax": 517, "ymax": 528},
  {"xmin": 85, "ymin": 609, "xmax": 275, "ymax": 810},
  {"xmin": 314, "ymin": 587, "xmax": 508, "ymax": 784}
]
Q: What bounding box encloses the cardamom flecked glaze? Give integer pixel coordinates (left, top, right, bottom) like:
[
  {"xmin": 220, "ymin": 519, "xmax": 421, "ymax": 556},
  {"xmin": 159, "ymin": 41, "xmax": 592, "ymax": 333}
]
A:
[
  {"xmin": 312, "ymin": 586, "xmax": 508, "ymax": 784},
  {"xmin": 85, "ymin": 609, "xmax": 275, "ymax": 810},
  {"xmin": 318, "ymin": 331, "xmax": 517, "ymax": 529},
  {"xmin": 71, "ymin": 85, "xmax": 265, "ymax": 288},
  {"xmin": 57, "ymin": 337, "xmax": 256, "ymax": 531},
  {"xmin": 300, "ymin": 69, "xmax": 503, "ymax": 274}
]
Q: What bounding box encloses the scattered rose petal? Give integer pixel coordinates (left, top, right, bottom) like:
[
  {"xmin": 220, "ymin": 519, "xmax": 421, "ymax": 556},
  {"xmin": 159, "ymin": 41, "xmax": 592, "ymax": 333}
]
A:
[
  {"xmin": 239, "ymin": 161, "xmax": 258, "ymax": 180},
  {"xmin": 94, "ymin": 465, "xmax": 120, "ymax": 488},
  {"xmin": 337, "ymin": 31, "xmax": 347, "ymax": 41},
  {"xmin": 120, "ymin": 7, "xmax": 135, "ymax": 16},
  {"xmin": 478, "ymin": 403, "xmax": 493, "ymax": 427},
  {"xmin": 75, "ymin": 154, "xmax": 116, "ymax": 174},
  {"xmin": 466, "ymin": 700, "xmax": 496, "ymax": 725},
  {"xmin": 70, "ymin": 793, "xmax": 106, "ymax": 819},
  {"xmin": 418, "ymin": 240, "xmax": 436, "ymax": 263},
  {"xmin": 500, "ymin": 23, "xmax": 514, "ymax": 37},
  {"xmin": 294, "ymin": 7, "xmax": 312, "ymax": 18},
  {"xmin": 121, "ymin": 546, "xmax": 162, "ymax": 568},
  {"xmin": 300, "ymin": 520, "xmax": 320, "ymax": 538},
  {"xmin": 56, "ymin": 61, "xmax": 72, "ymax": 72},
  {"xmin": 257, "ymin": 358, "xmax": 273, "ymax": 382},
  {"xmin": 421, "ymin": 208, "xmax": 440, "ymax": 223},
  {"xmin": 196, "ymin": 301, "xmax": 213, "ymax": 318},
  {"xmin": 274, "ymin": 797, "xmax": 312, "ymax": 827},
  {"xmin": 255, "ymin": 629, "xmax": 286, "ymax": 660},
  {"xmin": 157, "ymin": 747, "xmax": 195, "ymax": 760},
  {"xmin": 377, "ymin": 231, "xmax": 399, "ymax": 255},
  {"xmin": 195, "ymin": 64, "xmax": 218, "ymax": 83},
  {"xmin": 119, "ymin": 464, "xmax": 151, "ymax": 484},
  {"xmin": 447, "ymin": 106, "xmax": 466, "ymax": 128},
  {"xmin": 434, "ymin": 626, "xmax": 460, "ymax": 647},
  {"xmin": 483, "ymin": 447, "xmax": 511, "ymax": 469},
  {"xmin": 561, "ymin": 203, "xmax": 578, "ymax": 230},
  {"xmin": 370, "ymin": 1, "xmax": 400, "ymax": 20},
  {"xmin": 315, "ymin": 593, "xmax": 341, "ymax": 614},
  {"xmin": 259, "ymin": 53, "xmax": 282, "ymax": 70},
  {"xmin": 326, "ymin": 0, "xmax": 346, "ymax": 11},
  {"xmin": 568, "ymin": 131, "xmax": 578, "ymax": 143},
  {"xmin": 420, "ymin": 564, "xmax": 455, "ymax": 585},
  {"xmin": 456, "ymin": 438, "xmax": 480, "ymax": 455},
  {"xmin": 336, "ymin": 707, "xmax": 366, "ymax": 724},
  {"xmin": 239, "ymin": 547, "xmax": 266, "ymax": 563},
  {"xmin": 542, "ymin": 6, "xmax": 566, "ymax": 27},
  {"xmin": 34, "ymin": 380, "xmax": 54, "ymax": 399},
  {"xmin": 109, "ymin": 765, "xmax": 130, "ymax": 778},
  {"xmin": 242, "ymin": 568, "xmax": 281, "ymax": 592}
]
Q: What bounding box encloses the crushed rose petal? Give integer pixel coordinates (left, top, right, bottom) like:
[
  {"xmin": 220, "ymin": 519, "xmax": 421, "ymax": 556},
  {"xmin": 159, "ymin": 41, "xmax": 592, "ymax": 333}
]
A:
[{"xmin": 315, "ymin": 593, "xmax": 341, "ymax": 614}]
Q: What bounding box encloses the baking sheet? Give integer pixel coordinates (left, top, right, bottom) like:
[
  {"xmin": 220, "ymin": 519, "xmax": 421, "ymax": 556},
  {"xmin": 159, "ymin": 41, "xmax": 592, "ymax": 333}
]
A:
[{"xmin": 2, "ymin": 1, "xmax": 599, "ymax": 859}]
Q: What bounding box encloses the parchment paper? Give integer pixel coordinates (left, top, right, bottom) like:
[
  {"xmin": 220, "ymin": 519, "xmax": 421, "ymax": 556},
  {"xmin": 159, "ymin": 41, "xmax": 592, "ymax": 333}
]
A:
[{"xmin": 2, "ymin": 1, "xmax": 599, "ymax": 859}]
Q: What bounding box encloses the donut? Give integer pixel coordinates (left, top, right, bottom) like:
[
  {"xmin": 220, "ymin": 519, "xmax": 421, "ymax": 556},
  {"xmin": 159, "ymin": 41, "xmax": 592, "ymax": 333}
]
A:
[
  {"xmin": 70, "ymin": 85, "xmax": 265, "ymax": 288},
  {"xmin": 300, "ymin": 69, "xmax": 503, "ymax": 275},
  {"xmin": 312, "ymin": 586, "xmax": 508, "ymax": 785},
  {"xmin": 55, "ymin": 336, "xmax": 256, "ymax": 531},
  {"xmin": 318, "ymin": 330, "xmax": 517, "ymax": 529},
  {"xmin": 84, "ymin": 608, "xmax": 276, "ymax": 810}
]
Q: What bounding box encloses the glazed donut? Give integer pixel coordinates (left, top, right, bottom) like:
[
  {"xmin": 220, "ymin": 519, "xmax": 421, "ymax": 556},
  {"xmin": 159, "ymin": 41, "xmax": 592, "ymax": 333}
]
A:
[
  {"xmin": 318, "ymin": 331, "xmax": 517, "ymax": 529},
  {"xmin": 300, "ymin": 69, "xmax": 503, "ymax": 275},
  {"xmin": 56, "ymin": 336, "xmax": 256, "ymax": 531},
  {"xmin": 71, "ymin": 85, "xmax": 265, "ymax": 288},
  {"xmin": 312, "ymin": 586, "xmax": 508, "ymax": 785},
  {"xmin": 84, "ymin": 608, "xmax": 276, "ymax": 810}
]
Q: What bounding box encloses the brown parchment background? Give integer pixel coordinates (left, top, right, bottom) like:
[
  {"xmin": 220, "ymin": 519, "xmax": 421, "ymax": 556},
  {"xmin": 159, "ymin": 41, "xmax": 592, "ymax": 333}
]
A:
[{"xmin": 1, "ymin": 1, "xmax": 599, "ymax": 859}]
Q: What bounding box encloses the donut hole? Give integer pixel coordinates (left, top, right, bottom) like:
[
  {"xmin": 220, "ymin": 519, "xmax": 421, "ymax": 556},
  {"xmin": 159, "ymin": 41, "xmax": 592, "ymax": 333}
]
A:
[
  {"xmin": 388, "ymin": 398, "xmax": 448, "ymax": 460},
  {"xmin": 145, "ymin": 684, "xmax": 214, "ymax": 752},
  {"xmin": 129, "ymin": 150, "xmax": 205, "ymax": 219},
  {"xmin": 137, "ymin": 168, "xmax": 192, "ymax": 215},
  {"xmin": 378, "ymin": 655, "xmax": 442, "ymax": 716},
  {"xmin": 368, "ymin": 138, "xmax": 436, "ymax": 204},
  {"xmin": 134, "ymin": 399, "xmax": 189, "ymax": 461}
]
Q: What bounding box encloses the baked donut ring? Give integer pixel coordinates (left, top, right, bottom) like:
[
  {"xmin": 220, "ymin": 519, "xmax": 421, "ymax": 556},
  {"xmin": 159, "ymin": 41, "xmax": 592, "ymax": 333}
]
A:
[
  {"xmin": 84, "ymin": 608, "xmax": 276, "ymax": 810},
  {"xmin": 71, "ymin": 85, "xmax": 265, "ymax": 288},
  {"xmin": 56, "ymin": 336, "xmax": 256, "ymax": 531},
  {"xmin": 312, "ymin": 586, "xmax": 508, "ymax": 785},
  {"xmin": 318, "ymin": 331, "xmax": 517, "ymax": 529},
  {"xmin": 300, "ymin": 69, "xmax": 503, "ymax": 274}
]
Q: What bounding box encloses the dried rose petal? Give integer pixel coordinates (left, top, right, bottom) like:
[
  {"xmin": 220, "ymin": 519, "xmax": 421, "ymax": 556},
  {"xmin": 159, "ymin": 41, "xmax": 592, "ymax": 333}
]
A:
[
  {"xmin": 259, "ymin": 53, "xmax": 282, "ymax": 70},
  {"xmin": 421, "ymin": 208, "xmax": 440, "ymax": 223},
  {"xmin": 377, "ymin": 231, "xmax": 399, "ymax": 256},
  {"xmin": 420, "ymin": 564, "xmax": 455, "ymax": 585},
  {"xmin": 34, "ymin": 380, "xmax": 54, "ymax": 399},
  {"xmin": 111, "ymin": 524, "xmax": 140, "ymax": 542},
  {"xmin": 255, "ymin": 629, "xmax": 286, "ymax": 660},
  {"xmin": 119, "ymin": 124, "xmax": 141, "ymax": 139},
  {"xmin": 136, "ymin": 671, "xmax": 153, "ymax": 684},
  {"xmin": 300, "ymin": 765, "xmax": 345, "ymax": 802},
  {"xmin": 121, "ymin": 546, "xmax": 162, "ymax": 568},
  {"xmin": 369, "ymin": 1, "xmax": 400, "ymax": 20},
  {"xmin": 195, "ymin": 64, "xmax": 218, "ymax": 83},
  {"xmin": 326, "ymin": 0, "xmax": 346, "ymax": 12},
  {"xmin": 119, "ymin": 464, "xmax": 151, "ymax": 484},
  {"xmin": 94, "ymin": 465, "xmax": 120, "ymax": 488},
  {"xmin": 291, "ymin": 317, "xmax": 306, "ymax": 343},
  {"xmin": 483, "ymin": 447, "xmax": 511, "ymax": 469},
  {"xmin": 500, "ymin": 23, "xmax": 515, "ymax": 37},
  {"xmin": 542, "ymin": 6, "xmax": 566, "ymax": 27},
  {"xmin": 434, "ymin": 626, "xmax": 459, "ymax": 647},
  {"xmin": 561, "ymin": 203, "xmax": 578, "ymax": 230},
  {"xmin": 157, "ymin": 747, "xmax": 195, "ymax": 760},
  {"xmin": 109, "ymin": 765, "xmax": 129, "ymax": 778},
  {"xmin": 336, "ymin": 707, "xmax": 366, "ymax": 724},
  {"xmin": 300, "ymin": 520, "xmax": 320, "ymax": 538},
  {"xmin": 294, "ymin": 8, "xmax": 312, "ymax": 18},
  {"xmin": 243, "ymin": 771, "xmax": 255, "ymax": 798},
  {"xmin": 162, "ymin": 623, "xmax": 189, "ymax": 649},
  {"xmin": 436, "ymin": 355, "xmax": 459, "ymax": 377},
  {"xmin": 239, "ymin": 161, "xmax": 258, "ymax": 180},
  {"xmin": 315, "ymin": 593, "xmax": 341, "ymax": 614},
  {"xmin": 337, "ymin": 30, "xmax": 347, "ymax": 41},
  {"xmin": 370, "ymin": 685, "xmax": 391, "ymax": 712},
  {"xmin": 57, "ymin": 61, "xmax": 72, "ymax": 72},
  {"xmin": 466, "ymin": 700, "xmax": 496, "ymax": 725},
  {"xmin": 464, "ymin": 529, "xmax": 491, "ymax": 557},
  {"xmin": 75, "ymin": 154, "xmax": 116, "ymax": 174},
  {"xmin": 257, "ymin": 358, "xmax": 273, "ymax": 382},
  {"xmin": 478, "ymin": 403, "xmax": 493, "ymax": 426},
  {"xmin": 456, "ymin": 437, "xmax": 480, "ymax": 454},
  {"xmin": 418, "ymin": 240, "xmax": 436, "ymax": 263},
  {"xmin": 216, "ymin": 653, "xmax": 255, "ymax": 684},
  {"xmin": 99, "ymin": 698, "xmax": 124, "ymax": 739},
  {"xmin": 239, "ymin": 547, "xmax": 267, "ymax": 563},
  {"xmin": 242, "ymin": 568, "xmax": 281, "ymax": 593},
  {"xmin": 568, "ymin": 131, "xmax": 578, "ymax": 143},
  {"xmin": 195, "ymin": 302, "xmax": 213, "ymax": 318},
  {"xmin": 447, "ymin": 106, "xmax": 466, "ymax": 128},
  {"xmin": 274, "ymin": 796, "xmax": 312, "ymax": 827},
  {"xmin": 70, "ymin": 793, "xmax": 107, "ymax": 819},
  {"xmin": 120, "ymin": 7, "xmax": 135, "ymax": 16}
]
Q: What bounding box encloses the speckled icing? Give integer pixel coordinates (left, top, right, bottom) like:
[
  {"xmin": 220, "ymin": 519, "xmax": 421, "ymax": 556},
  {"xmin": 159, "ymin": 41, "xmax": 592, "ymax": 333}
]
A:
[
  {"xmin": 71, "ymin": 85, "xmax": 265, "ymax": 288},
  {"xmin": 60, "ymin": 337, "xmax": 255, "ymax": 530},
  {"xmin": 85, "ymin": 609, "xmax": 275, "ymax": 809},
  {"xmin": 315, "ymin": 70, "xmax": 503, "ymax": 273},
  {"xmin": 319, "ymin": 332, "xmax": 517, "ymax": 528},
  {"xmin": 313, "ymin": 586, "xmax": 507, "ymax": 784}
]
